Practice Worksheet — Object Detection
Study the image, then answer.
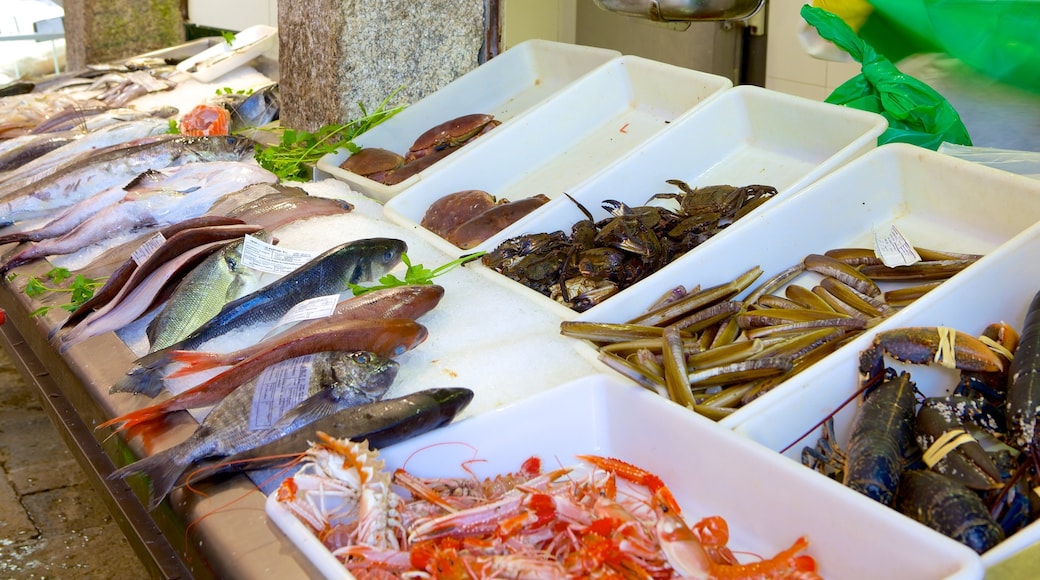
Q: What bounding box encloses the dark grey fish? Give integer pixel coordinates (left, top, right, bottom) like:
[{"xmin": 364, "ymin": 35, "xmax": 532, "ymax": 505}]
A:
[
  {"xmin": 110, "ymin": 350, "xmax": 399, "ymax": 510},
  {"xmin": 0, "ymin": 131, "xmax": 83, "ymax": 172},
  {"xmin": 193, "ymin": 387, "xmax": 474, "ymax": 483},
  {"xmin": 219, "ymin": 83, "xmax": 279, "ymax": 132},
  {"xmin": 112, "ymin": 237, "xmax": 407, "ymax": 397}
]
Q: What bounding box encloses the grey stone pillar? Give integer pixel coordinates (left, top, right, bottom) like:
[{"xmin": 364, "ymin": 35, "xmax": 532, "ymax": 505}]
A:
[
  {"xmin": 278, "ymin": 0, "xmax": 486, "ymax": 132},
  {"xmin": 63, "ymin": 0, "xmax": 185, "ymax": 70}
]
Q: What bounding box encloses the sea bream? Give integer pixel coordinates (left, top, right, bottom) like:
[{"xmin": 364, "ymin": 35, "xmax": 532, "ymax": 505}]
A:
[
  {"xmin": 110, "ymin": 349, "xmax": 400, "ymax": 511},
  {"xmin": 0, "ymin": 134, "xmax": 255, "ymax": 226},
  {"xmin": 0, "ymin": 161, "xmax": 278, "ymax": 272},
  {"xmin": 112, "ymin": 237, "xmax": 408, "ymax": 397}
]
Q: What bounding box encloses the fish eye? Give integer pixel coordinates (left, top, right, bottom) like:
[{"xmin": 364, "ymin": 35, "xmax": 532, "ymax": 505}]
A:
[
  {"xmin": 353, "ymin": 353, "xmax": 370, "ymax": 364},
  {"xmin": 384, "ymin": 249, "xmax": 396, "ymax": 263}
]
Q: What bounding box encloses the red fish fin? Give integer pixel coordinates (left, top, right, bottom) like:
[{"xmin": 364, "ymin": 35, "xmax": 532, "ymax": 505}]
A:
[{"xmin": 165, "ymin": 350, "xmax": 223, "ymax": 378}]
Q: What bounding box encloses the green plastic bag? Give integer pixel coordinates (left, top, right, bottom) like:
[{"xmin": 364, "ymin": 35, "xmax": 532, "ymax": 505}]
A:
[{"xmin": 801, "ymin": 4, "xmax": 972, "ymax": 150}]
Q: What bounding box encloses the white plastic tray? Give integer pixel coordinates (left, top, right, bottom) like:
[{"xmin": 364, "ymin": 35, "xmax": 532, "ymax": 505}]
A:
[
  {"xmin": 316, "ymin": 39, "xmax": 622, "ymax": 202},
  {"xmin": 729, "ymin": 223, "xmax": 1040, "ymax": 569},
  {"xmin": 467, "ymin": 84, "xmax": 888, "ymax": 315},
  {"xmin": 381, "ymin": 55, "xmax": 733, "ymax": 254},
  {"xmin": 175, "ymin": 25, "xmax": 278, "ymax": 83},
  {"xmin": 266, "ymin": 373, "xmax": 983, "ymax": 579}
]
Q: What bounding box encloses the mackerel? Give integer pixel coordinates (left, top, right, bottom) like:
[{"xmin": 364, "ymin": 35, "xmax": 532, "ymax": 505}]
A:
[{"xmin": 0, "ymin": 134, "xmax": 256, "ymax": 225}]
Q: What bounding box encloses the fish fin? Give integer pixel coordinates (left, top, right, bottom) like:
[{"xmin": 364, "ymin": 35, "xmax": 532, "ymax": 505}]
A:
[
  {"xmin": 270, "ymin": 390, "xmax": 348, "ymax": 431},
  {"xmin": 97, "ymin": 399, "xmax": 173, "ymax": 433},
  {"xmin": 110, "ymin": 448, "xmax": 190, "ymax": 511},
  {"xmin": 164, "ymin": 351, "xmax": 224, "ymax": 378}
]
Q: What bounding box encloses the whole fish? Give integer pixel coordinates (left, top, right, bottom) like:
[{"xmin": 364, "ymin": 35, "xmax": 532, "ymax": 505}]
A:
[
  {"xmin": 57, "ymin": 219, "xmax": 255, "ymax": 332},
  {"xmin": 216, "ymin": 83, "xmax": 280, "ymax": 132},
  {"xmin": 0, "ymin": 130, "xmax": 84, "ymax": 172},
  {"xmin": 55, "ymin": 238, "xmax": 242, "ymax": 351},
  {"xmin": 165, "ymin": 284, "xmax": 444, "ymax": 378},
  {"xmin": 27, "ymin": 105, "xmax": 178, "ymax": 135},
  {"xmin": 0, "ymin": 161, "xmax": 277, "ymax": 273},
  {"xmin": 113, "ymin": 237, "xmax": 408, "ymax": 396},
  {"xmin": 144, "ymin": 235, "xmax": 266, "ymax": 352},
  {"xmin": 0, "ymin": 135, "xmax": 255, "ymax": 225},
  {"xmin": 219, "ymin": 186, "xmax": 355, "ymax": 230},
  {"xmin": 187, "ymin": 387, "xmax": 473, "ymax": 485},
  {"xmin": 109, "ymin": 349, "xmax": 399, "ymax": 511},
  {"xmin": 102, "ymin": 318, "xmax": 428, "ymax": 431},
  {"xmin": 0, "ymin": 118, "xmax": 172, "ymax": 192},
  {"xmin": 0, "ymin": 160, "xmax": 268, "ymax": 246}
]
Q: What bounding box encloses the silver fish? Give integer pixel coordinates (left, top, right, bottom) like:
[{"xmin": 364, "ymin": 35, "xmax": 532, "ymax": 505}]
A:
[
  {"xmin": 0, "ymin": 118, "xmax": 172, "ymax": 192},
  {"xmin": 114, "ymin": 237, "xmax": 407, "ymax": 397},
  {"xmin": 215, "ymin": 83, "xmax": 280, "ymax": 132},
  {"xmin": 0, "ymin": 135, "xmax": 256, "ymax": 226},
  {"xmin": 110, "ymin": 350, "xmax": 398, "ymax": 510},
  {"xmin": 0, "ymin": 161, "xmax": 277, "ymax": 273}
]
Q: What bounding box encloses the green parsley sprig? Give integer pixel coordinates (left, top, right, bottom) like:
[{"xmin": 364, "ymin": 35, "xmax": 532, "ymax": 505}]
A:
[
  {"xmin": 348, "ymin": 252, "xmax": 485, "ymax": 295},
  {"xmin": 254, "ymin": 88, "xmax": 406, "ymax": 182},
  {"xmin": 220, "ymin": 30, "xmax": 236, "ymax": 45},
  {"xmin": 21, "ymin": 267, "xmax": 105, "ymax": 317}
]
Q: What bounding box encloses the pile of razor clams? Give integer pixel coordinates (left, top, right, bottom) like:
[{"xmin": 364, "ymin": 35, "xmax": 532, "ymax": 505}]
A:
[{"xmin": 0, "ymin": 63, "xmax": 474, "ymax": 511}]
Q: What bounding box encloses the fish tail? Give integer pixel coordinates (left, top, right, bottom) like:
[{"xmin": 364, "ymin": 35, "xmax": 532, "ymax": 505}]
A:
[
  {"xmin": 110, "ymin": 449, "xmax": 189, "ymax": 511},
  {"xmin": 165, "ymin": 351, "xmax": 223, "ymax": 378},
  {"xmin": 0, "ymin": 231, "xmax": 27, "ymax": 246},
  {"xmin": 96, "ymin": 399, "xmax": 173, "ymax": 433},
  {"xmin": 109, "ymin": 350, "xmax": 175, "ymax": 397},
  {"xmin": 0, "ymin": 246, "xmax": 34, "ymax": 274}
]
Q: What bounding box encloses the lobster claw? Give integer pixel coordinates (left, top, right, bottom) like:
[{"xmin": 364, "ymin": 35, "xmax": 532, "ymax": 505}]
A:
[
  {"xmin": 915, "ymin": 397, "xmax": 1004, "ymax": 490},
  {"xmin": 873, "ymin": 327, "xmax": 1005, "ymax": 373}
]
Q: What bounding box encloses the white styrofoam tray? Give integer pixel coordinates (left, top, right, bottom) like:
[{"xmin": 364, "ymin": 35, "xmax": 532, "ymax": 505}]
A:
[
  {"xmin": 381, "ymin": 54, "xmax": 733, "ymax": 254},
  {"xmin": 266, "ymin": 373, "xmax": 983, "ymax": 579},
  {"xmin": 730, "ymin": 220, "xmax": 1040, "ymax": 568},
  {"xmin": 315, "ymin": 39, "xmax": 621, "ymax": 202},
  {"xmin": 175, "ymin": 25, "xmax": 278, "ymax": 83},
  {"xmin": 466, "ymin": 84, "xmax": 888, "ymax": 317}
]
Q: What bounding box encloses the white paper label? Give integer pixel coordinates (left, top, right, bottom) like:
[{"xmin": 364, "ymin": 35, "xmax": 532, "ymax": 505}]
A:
[
  {"xmin": 873, "ymin": 225, "xmax": 922, "ymax": 268},
  {"xmin": 248, "ymin": 354, "xmax": 317, "ymax": 430},
  {"xmin": 130, "ymin": 232, "xmax": 166, "ymax": 265},
  {"xmin": 241, "ymin": 235, "xmax": 318, "ymax": 275},
  {"xmin": 262, "ymin": 294, "xmax": 340, "ymax": 340}
]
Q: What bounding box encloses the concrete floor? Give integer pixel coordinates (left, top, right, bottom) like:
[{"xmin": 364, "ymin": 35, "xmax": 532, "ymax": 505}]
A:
[{"xmin": 0, "ymin": 346, "xmax": 148, "ymax": 579}]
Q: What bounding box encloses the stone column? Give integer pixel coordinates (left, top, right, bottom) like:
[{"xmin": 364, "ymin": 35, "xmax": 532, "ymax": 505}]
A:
[
  {"xmin": 278, "ymin": 0, "xmax": 487, "ymax": 132},
  {"xmin": 63, "ymin": 0, "xmax": 185, "ymax": 70}
]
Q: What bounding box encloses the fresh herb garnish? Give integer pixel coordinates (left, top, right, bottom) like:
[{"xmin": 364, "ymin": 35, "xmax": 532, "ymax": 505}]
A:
[
  {"xmin": 348, "ymin": 252, "xmax": 485, "ymax": 295},
  {"xmin": 166, "ymin": 118, "xmax": 180, "ymax": 134},
  {"xmin": 220, "ymin": 30, "xmax": 236, "ymax": 45},
  {"xmin": 24, "ymin": 267, "xmax": 105, "ymax": 317},
  {"xmin": 254, "ymin": 88, "xmax": 406, "ymax": 182},
  {"xmin": 215, "ymin": 86, "xmax": 253, "ymax": 96}
]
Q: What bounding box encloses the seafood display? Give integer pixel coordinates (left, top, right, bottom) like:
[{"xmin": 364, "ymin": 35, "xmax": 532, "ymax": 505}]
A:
[
  {"xmin": 483, "ymin": 183, "xmax": 778, "ymax": 312},
  {"xmin": 420, "ymin": 189, "xmax": 550, "ymax": 249},
  {"xmin": 562, "ymin": 247, "xmax": 980, "ymax": 420},
  {"xmin": 275, "ymin": 433, "xmax": 821, "ymax": 578},
  {"xmin": 339, "ymin": 113, "xmax": 500, "ymax": 185},
  {"xmin": 801, "ymin": 314, "xmax": 1040, "ymax": 555}
]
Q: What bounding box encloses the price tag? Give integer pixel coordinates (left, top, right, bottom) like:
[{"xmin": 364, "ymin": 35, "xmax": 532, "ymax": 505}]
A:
[
  {"xmin": 262, "ymin": 294, "xmax": 340, "ymax": 339},
  {"xmin": 248, "ymin": 354, "xmax": 316, "ymax": 430},
  {"xmin": 130, "ymin": 232, "xmax": 166, "ymax": 265},
  {"xmin": 241, "ymin": 234, "xmax": 318, "ymax": 275},
  {"xmin": 873, "ymin": 225, "xmax": 922, "ymax": 268}
]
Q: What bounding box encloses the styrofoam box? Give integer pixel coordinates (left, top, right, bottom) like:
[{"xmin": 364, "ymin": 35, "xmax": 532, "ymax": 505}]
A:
[
  {"xmin": 266, "ymin": 373, "xmax": 983, "ymax": 579},
  {"xmin": 381, "ymin": 55, "xmax": 733, "ymax": 254},
  {"xmin": 315, "ymin": 40, "xmax": 621, "ymax": 202},
  {"xmin": 175, "ymin": 25, "xmax": 278, "ymax": 83},
  {"xmin": 729, "ymin": 223, "xmax": 1040, "ymax": 569},
  {"xmin": 545, "ymin": 143, "xmax": 1040, "ymax": 426}
]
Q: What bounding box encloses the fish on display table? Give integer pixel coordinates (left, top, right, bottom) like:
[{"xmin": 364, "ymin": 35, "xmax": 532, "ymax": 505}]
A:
[
  {"xmin": 0, "ymin": 134, "xmax": 256, "ymax": 226},
  {"xmin": 111, "ymin": 237, "xmax": 408, "ymax": 397},
  {"xmin": 0, "ymin": 160, "xmax": 278, "ymax": 273},
  {"xmin": 110, "ymin": 349, "xmax": 400, "ymax": 511},
  {"xmin": 188, "ymin": 387, "xmax": 474, "ymax": 487}
]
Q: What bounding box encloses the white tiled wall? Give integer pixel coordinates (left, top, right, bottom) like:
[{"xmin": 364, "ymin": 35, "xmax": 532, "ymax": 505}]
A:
[{"xmin": 765, "ymin": 2, "xmax": 859, "ymax": 100}]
